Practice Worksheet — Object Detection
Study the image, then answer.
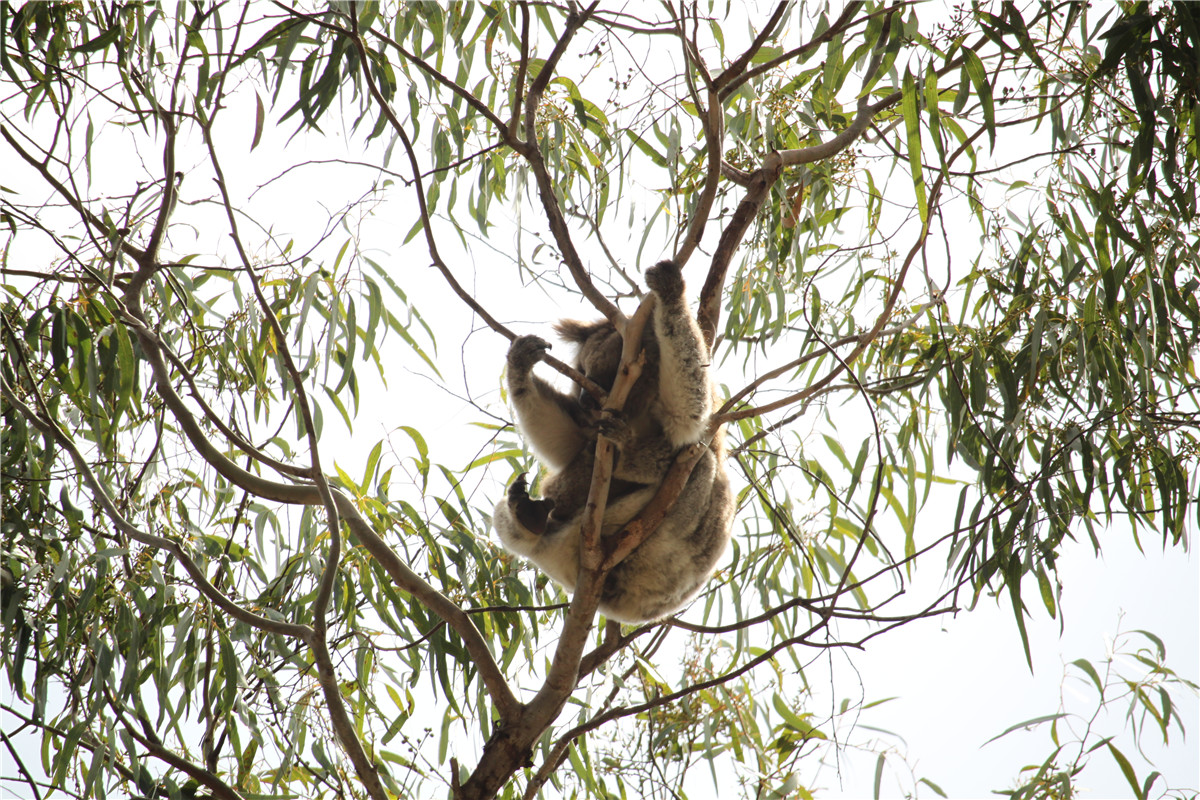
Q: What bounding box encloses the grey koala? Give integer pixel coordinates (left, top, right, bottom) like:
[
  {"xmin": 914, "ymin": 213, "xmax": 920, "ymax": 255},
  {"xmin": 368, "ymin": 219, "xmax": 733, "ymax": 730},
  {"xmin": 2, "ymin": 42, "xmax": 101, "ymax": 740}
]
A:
[{"xmin": 493, "ymin": 260, "xmax": 733, "ymax": 623}]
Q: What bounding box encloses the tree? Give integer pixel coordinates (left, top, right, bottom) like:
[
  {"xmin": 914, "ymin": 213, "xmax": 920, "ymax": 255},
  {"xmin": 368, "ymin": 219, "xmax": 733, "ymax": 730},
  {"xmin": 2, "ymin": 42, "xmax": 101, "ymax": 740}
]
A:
[{"xmin": 1, "ymin": 2, "xmax": 1196, "ymax": 798}]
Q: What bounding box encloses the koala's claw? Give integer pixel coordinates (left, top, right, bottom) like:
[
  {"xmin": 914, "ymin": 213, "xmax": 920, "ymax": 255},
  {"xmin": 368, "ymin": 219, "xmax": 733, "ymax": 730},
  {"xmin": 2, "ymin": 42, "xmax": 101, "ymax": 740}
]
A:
[
  {"xmin": 644, "ymin": 260, "xmax": 684, "ymax": 302},
  {"xmin": 507, "ymin": 335, "xmax": 551, "ymax": 371},
  {"xmin": 597, "ymin": 409, "xmax": 632, "ymax": 446}
]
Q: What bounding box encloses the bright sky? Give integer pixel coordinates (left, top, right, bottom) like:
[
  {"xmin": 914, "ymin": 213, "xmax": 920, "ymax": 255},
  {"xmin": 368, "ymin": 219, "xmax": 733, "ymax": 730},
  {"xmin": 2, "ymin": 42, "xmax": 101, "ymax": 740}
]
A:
[{"xmin": 2, "ymin": 4, "xmax": 1197, "ymax": 798}]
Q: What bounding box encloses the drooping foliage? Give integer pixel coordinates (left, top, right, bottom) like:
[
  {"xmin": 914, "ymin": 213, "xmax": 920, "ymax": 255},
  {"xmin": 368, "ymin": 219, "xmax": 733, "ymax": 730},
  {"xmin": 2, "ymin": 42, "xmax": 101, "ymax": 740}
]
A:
[{"xmin": 1, "ymin": 3, "xmax": 1195, "ymax": 799}]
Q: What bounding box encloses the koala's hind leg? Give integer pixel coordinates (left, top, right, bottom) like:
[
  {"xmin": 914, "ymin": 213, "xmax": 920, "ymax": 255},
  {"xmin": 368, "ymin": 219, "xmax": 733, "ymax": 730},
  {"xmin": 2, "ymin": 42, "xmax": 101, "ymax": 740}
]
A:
[
  {"xmin": 493, "ymin": 479, "xmax": 585, "ymax": 593},
  {"xmin": 597, "ymin": 409, "xmax": 678, "ymax": 485},
  {"xmin": 644, "ymin": 261, "xmax": 712, "ymax": 447},
  {"xmin": 506, "ymin": 473, "xmax": 554, "ymax": 535},
  {"xmin": 598, "ymin": 449, "xmax": 729, "ymax": 622}
]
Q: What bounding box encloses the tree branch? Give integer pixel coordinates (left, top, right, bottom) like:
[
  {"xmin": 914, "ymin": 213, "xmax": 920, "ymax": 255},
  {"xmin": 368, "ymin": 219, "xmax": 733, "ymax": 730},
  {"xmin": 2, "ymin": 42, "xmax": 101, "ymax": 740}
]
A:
[
  {"xmin": 343, "ymin": 12, "xmax": 604, "ymax": 398},
  {"xmin": 717, "ymin": 2, "xmax": 872, "ymax": 101},
  {"xmin": 69, "ymin": 245, "xmax": 523, "ymax": 724},
  {"xmin": 123, "ymin": 41, "xmax": 185, "ymax": 270},
  {"xmin": 537, "ymin": 292, "xmax": 656, "ymax": 698},
  {"xmin": 0, "ymin": 705, "xmax": 142, "ymax": 795},
  {"xmin": 696, "ymin": 161, "xmax": 781, "ymax": 348},
  {"xmin": 716, "ymin": 297, "xmax": 944, "ymax": 421},
  {"xmin": 509, "ymin": 3, "xmax": 533, "ymax": 133},
  {"xmin": 670, "ymin": 8, "xmax": 723, "ymax": 267},
  {"xmin": 105, "ymin": 693, "xmax": 247, "ymax": 800},
  {"xmin": 0, "ymin": 728, "xmax": 43, "ymax": 800},
  {"xmin": 601, "ymin": 442, "xmax": 707, "ymax": 570},
  {"xmin": 711, "ymin": 1, "xmax": 793, "ymax": 96},
  {"xmin": 1, "ymin": 125, "xmax": 147, "ymax": 264},
  {"xmin": 720, "ymin": 127, "xmax": 983, "ymax": 426},
  {"xmin": 458, "ymin": 291, "xmax": 656, "ymax": 799},
  {"xmin": 514, "ymin": 2, "xmax": 621, "ymax": 323},
  {"xmin": 198, "ymin": 110, "xmax": 388, "ymax": 799},
  {"xmin": 696, "ymin": 10, "xmax": 893, "ymax": 346}
]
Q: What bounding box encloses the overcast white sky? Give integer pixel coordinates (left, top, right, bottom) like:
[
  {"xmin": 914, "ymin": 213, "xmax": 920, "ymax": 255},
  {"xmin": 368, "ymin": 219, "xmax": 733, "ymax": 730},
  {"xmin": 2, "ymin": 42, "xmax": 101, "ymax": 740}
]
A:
[{"xmin": 2, "ymin": 4, "xmax": 1197, "ymax": 797}]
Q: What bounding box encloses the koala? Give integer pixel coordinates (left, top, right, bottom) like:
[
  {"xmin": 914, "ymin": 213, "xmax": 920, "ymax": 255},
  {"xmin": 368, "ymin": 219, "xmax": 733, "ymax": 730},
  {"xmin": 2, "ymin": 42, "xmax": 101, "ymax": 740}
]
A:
[{"xmin": 493, "ymin": 260, "xmax": 733, "ymax": 624}]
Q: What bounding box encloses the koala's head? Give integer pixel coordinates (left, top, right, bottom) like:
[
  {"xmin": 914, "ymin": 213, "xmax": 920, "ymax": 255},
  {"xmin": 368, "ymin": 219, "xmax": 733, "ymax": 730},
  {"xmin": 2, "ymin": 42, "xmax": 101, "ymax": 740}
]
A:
[
  {"xmin": 554, "ymin": 318, "xmax": 658, "ymax": 413},
  {"xmin": 554, "ymin": 319, "xmax": 621, "ymax": 409}
]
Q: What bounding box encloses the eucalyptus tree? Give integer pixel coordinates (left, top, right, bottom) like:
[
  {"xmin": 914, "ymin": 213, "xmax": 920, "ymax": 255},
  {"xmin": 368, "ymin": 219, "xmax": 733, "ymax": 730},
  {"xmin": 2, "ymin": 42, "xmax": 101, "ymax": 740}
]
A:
[{"xmin": 2, "ymin": 3, "xmax": 1196, "ymax": 799}]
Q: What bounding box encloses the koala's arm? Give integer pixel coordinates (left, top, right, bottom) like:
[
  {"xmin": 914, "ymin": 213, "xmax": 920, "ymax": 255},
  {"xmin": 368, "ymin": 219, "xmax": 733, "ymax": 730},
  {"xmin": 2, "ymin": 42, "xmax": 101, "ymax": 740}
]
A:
[
  {"xmin": 507, "ymin": 335, "xmax": 592, "ymax": 471},
  {"xmin": 645, "ymin": 261, "xmax": 713, "ymax": 447},
  {"xmin": 598, "ymin": 409, "xmax": 679, "ymax": 485}
]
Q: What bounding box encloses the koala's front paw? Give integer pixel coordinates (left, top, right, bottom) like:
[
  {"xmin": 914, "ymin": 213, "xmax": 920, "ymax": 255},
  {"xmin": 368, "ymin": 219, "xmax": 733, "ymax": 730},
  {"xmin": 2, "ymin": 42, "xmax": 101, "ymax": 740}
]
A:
[
  {"xmin": 508, "ymin": 472, "xmax": 554, "ymax": 535},
  {"xmin": 597, "ymin": 409, "xmax": 633, "ymax": 449},
  {"xmin": 507, "ymin": 335, "xmax": 550, "ymax": 373},
  {"xmin": 645, "ymin": 260, "xmax": 684, "ymax": 303}
]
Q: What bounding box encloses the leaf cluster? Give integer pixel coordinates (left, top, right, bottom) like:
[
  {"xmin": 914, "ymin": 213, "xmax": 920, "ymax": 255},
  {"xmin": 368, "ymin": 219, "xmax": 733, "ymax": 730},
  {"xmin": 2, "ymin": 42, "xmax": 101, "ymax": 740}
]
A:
[{"xmin": 1, "ymin": 3, "xmax": 1196, "ymax": 799}]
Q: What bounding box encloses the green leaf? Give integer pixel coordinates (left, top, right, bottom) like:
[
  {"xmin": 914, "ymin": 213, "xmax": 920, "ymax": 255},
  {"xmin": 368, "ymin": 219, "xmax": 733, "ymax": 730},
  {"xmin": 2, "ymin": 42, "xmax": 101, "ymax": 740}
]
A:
[
  {"xmin": 750, "ymin": 45, "xmax": 784, "ymax": 64},
  {"xmin": 1034, "ymin": 565, "xmax": 1056, "ymax": 618},
  {"xmin": 1132, "ymin": 629, "xmax": 1166, "ymax": 660},
  {"xmin": 772, "ymin": 692, "xmax": 822, "ymax": 738},
  {"xmin": 625, "ymin": 129, "xmax": 668, "ymax": 167},
  {"xmin": 901, "ymin": 68, "xmax": 927, "ymax": 223},
  {"xmin": 1070, "ymin": 658, "xmax": 1105, "ymax": 697},
  {"xmin": 1009, "ymin": 581, "xmax": 1033, "ymax": 671},
  {"xmin": 70, "ymin": 26, "xmax": 121, "ymax": 54},
  {"xmin": 398, "ymin": 425, "xmax": 431, "ymax": 486},
  {"xmin": 985, "ymin": 713, "xmax": 1068, "ymax": 745},
  {"xmin": 251, "ymin": 91, "xmax": 265, "ymax": 150},
  {"xmin": 364, "ymin": 440, "xmax": 383, "ymax": 486},
  {"xmin": 962, "ymin": 48, "xmax": 994, "ymax": 150},
  {"xmin": 918, "ymin": 777, "xmax": 947, "ymax": 797},
  {"xmin": 1106, "ymin": 742, "xmax": 1146, "ymax": 800},
  {"xmin": 923, "ymin": 61, "xmax": 944, "ymax": 160}
]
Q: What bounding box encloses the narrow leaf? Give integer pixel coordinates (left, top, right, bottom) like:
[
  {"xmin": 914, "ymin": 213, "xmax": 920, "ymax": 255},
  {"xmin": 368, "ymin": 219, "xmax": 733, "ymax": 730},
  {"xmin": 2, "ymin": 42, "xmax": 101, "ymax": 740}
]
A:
[{"xmin": 901, "ymin": 69, "xmax": 927, "ymax": 223}]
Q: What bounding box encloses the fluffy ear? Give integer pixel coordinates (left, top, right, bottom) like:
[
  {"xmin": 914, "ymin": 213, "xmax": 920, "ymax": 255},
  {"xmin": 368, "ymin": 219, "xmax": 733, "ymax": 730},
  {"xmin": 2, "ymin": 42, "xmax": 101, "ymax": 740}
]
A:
[{"xmin": 553, "ymin": 318, "xmax": 612, "ymax": 344}]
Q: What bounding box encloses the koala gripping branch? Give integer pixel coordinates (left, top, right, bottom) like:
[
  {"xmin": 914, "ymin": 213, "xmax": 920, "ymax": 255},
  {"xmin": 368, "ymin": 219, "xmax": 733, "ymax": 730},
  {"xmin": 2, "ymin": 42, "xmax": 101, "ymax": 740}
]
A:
[
  {"xmin": 459, "ymin": 294, "xmax": 660, "ymax": 800},
  {"xmin": 579, "ymin": 293, "xmax": 656, "ymax": 567},
  {"xmin": 602, "ymin": 442, "xmax": 708, "ymax": 570}
]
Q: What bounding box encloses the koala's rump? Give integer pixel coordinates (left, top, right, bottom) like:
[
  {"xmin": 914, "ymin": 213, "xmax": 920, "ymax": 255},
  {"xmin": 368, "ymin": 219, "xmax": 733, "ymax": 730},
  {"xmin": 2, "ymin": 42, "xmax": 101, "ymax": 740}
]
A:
[{"xmin": 599, "ymin": 449, "xmax": 732, "ymax": 623}]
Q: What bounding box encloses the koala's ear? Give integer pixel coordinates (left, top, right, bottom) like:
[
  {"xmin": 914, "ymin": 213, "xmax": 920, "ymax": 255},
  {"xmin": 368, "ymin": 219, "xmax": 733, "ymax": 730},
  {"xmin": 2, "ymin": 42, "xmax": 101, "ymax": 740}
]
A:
[{"xmin": 553, "ymin": 319, "xmax": 612, "ymax": 344}]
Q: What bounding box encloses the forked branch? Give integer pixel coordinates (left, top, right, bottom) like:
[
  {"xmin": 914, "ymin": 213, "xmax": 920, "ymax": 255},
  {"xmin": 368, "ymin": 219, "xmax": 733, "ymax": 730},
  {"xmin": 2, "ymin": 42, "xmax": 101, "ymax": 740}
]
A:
[
  {"xmin": 344, "ymin": 13, "xmax": 606, "ymax": 401},
  {"xmin": 457, "ymin": 292, "xmax": 657, "ymax": 800},
  {"xmin": 696, "ymin": 18, "xmax": 892, "ymax": 346}
]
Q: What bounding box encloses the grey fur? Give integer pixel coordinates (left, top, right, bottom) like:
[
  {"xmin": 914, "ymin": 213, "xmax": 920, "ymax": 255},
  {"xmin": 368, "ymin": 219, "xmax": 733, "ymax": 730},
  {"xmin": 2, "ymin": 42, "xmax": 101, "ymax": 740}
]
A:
[{"xmin": 493, "ymin": 261, "xmax": 733, "ymax": 623}]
